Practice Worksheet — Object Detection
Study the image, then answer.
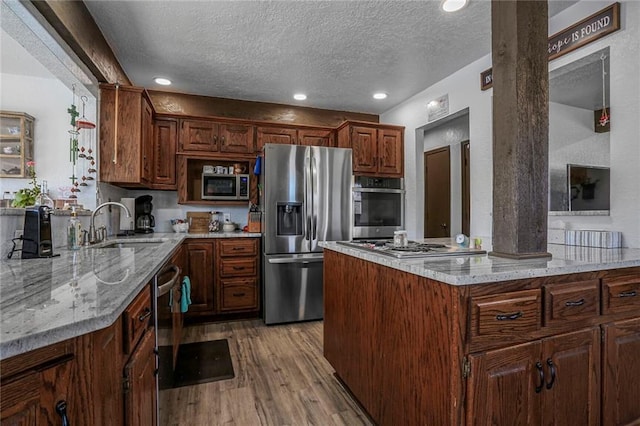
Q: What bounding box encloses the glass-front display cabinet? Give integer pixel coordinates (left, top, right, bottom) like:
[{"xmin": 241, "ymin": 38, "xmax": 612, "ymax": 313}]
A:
[{"xmin": 0, "ymin": 111, "xmax": 34, "ymax": 178}]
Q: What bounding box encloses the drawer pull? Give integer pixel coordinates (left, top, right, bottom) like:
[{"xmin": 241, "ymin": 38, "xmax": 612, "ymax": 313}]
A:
[
  {"xmin": 232, "ymin": 266, "xmax": 245, "ymax": 270},
  {"xmin": 138, "ymin": 308, "xmax": 152, "ymax": 322},
  {"xmin": 618, "ymin": 290, "xmax": 637, "ymax": 298},
  {"xmin": 564, "ymin": 298, "xmax": 585, "ymax": 307},
  {"xmin": 496, "ymin": 311, "xmax": 523, "ymax": 321},
  {"xmin": 232, "ymin": 247, "xmax": 245, "ymax": 251},
  {"xmin": 232, "ymin": 292, "xmax": 246, "ymax": 297},
  {"xmin": 535, "ymin": 362, "xmax": 544, "ymax": 393}
]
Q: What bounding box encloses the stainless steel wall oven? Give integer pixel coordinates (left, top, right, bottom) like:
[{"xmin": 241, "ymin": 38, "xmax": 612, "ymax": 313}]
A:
[{"xmin": 352, "ymin": 176, "xmax": 405, "ymax": 239}]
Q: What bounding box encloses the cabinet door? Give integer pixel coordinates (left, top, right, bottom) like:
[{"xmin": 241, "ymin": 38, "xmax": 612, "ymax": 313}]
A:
[
  {"xmin": 298, "ymin": 129, "xmax": 335, "ymax": 147},
  {"xmin": 377, "ymin": 127, "xmax": 403, "ymax": 176},
  {"xmin": 0, "ymin": 373, "xmax": 39, "ymax": 425},
  {"xmin": 219, "ymin": 123, "xmax": 255, "ymax": 154},
  {"xmin": 467, "ymin": 341, "xmax": 543, "ymax": 425},
  {"xmin": 180, "ymin": 119, "xmax": 218, "ymax": 152},
  {"xmin": 185, "ymin": 241, "xmax": 215, "ymax": 315},
  {"xmin": 124, "ymin": 330, "xmax": 157, "ymax": 426},
  {"xmin": 152, "ymin": 119, "xmax": 177, "ymax": 189},
  {"xmin": 351, "ymin": 126, "xmax": 378, "ymax": 174},
  {"xmin": 603, "ymin": 317, "xmax": 640, "ymax": 426},
  {"xmin": 256, "ymin": 126, "xmax": 296, "ymax": 151},
  {"xmin": 541, "ymin": 328, "xmax": 600, "ymax": 426},
  {"xmin": 141, "ymin": 97, "xmax": 154, "ymax": 183}
]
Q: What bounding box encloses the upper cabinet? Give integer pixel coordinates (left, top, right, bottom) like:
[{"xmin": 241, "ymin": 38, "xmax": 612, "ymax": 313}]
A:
[
  {"xmin": 99, "ymin": 84, "xmax": 154, "ymax": 187},
  {"xmin": 256, "ymin": 126, "xmax": 335, "ymax": 151},
  {"xmin": 152, "ymin": 119, "xmax": 178, "ymax": 190},
  {"xmin": 0, "ymin": 111, "xmax": 34, "ymax": 178},
  {"xmin": 337, "ymin": 122, "xmax": 404, "ymax": 177},
  {"xmin": 179, "ymin": 119, "xmax": 255, "ymax": 155}
]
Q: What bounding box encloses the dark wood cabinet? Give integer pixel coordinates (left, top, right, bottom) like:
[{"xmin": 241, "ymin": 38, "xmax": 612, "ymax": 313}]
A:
[
  {"xmin": 215, "ymin": 238, "xmax": 260, "ymax": 313},
  {"xmin": 152, "ymin": 119, "xmax": 177, "ymax": 189},
  {"xmin": 337, "ymin": 122, "xmax": 403, "ymax": 177},
  {"xmin": 180, "ymin": 119, "xmax": 254, "ymax": 154},
  {"xmin": 123, "ymin": 329, "xmax": 157, "ymax": 426},
  {"xmin": 468, "ymin": 327, "xmax": 600, "ymax": 426},
  {"xmin": 99, "ymin": 84, "xmax": 154, "ymax": 186},
  {"xmin": 184, "ymin": 240, "xmax": 215, "ymax": 316},
  {"xmin": 602, "ymin": 317, "xmax": 640, "ymax": 425},
  {"xmin": 256, "ymin": 125, "xmax": 335, "ymax": 151}
]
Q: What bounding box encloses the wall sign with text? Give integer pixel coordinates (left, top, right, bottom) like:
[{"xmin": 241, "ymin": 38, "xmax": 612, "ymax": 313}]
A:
[{"xmin": 481, "ymin": 2, "xmax": 620, "ymax": 91}]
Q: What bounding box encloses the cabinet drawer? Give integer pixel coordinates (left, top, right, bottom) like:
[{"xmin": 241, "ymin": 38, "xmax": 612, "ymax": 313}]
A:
[
  {"xmin": 471, "ymin": 289, "xmax": 541, "ymax": 339},
  {"xmin": 123, "ymin": 286, "xmax": 152, "ymax": 354},
  {"xmin": 220, "ymin": 258, "xmax": 258, "ymax": 277},
  {"xmin": 219, "ymin": 279, "xmax": 258, "ymax": 312},
  {"xmin": 603, "ymin": 277, "xmax": 640, "ymax": 315},
  {"xmin": 218, "ymin": 239, "xmax": 258, "ymax": 257},
  {"xmin": 544, "ymin": 280, "xmax": 600, "ymax": 326}
]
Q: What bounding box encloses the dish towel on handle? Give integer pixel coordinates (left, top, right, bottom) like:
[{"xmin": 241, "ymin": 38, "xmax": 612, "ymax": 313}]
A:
[{"xmin": 181, "ymin": 276, "xmax": 192, "ymax": 313}]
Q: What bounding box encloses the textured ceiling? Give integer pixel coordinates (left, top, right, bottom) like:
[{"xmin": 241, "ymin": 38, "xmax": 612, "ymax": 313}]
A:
[{"xmin": 82, "ymin": 1, "xmax": 575, "ymax": 114}]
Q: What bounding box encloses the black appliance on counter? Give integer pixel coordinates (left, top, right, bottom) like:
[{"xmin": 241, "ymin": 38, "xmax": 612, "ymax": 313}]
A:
[
  {"xmin": 135, "ymin": 195, "xmax": 155, "ymax": 234},
  {"xmin": 22, "ymin": 206, "xmax": 55, "ymax": 259}
]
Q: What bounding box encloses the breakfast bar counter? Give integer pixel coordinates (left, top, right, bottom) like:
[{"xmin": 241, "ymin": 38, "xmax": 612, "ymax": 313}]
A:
[{"xmin": 0, "ymin": 232, "xmax": 260, "ymax": 360}]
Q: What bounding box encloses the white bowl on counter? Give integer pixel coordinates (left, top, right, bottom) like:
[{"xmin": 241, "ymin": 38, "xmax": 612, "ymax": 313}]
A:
[
  {"xmin": 222, "ymin": 222, "xmax": 236, "ymax": 232},
  {"xmin": 172, "ymin": 223, "xmax": 189, "ymax": 233}
]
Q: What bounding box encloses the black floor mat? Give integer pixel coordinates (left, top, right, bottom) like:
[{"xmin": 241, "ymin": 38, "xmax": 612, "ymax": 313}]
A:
[{"xmin": 159, "ymin": 339, "xmax": 234, "ymax": 390}]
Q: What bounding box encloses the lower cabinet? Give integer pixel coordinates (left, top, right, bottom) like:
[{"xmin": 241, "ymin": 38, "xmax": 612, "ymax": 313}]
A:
[
  {"xmin": 184, "ymin": 237, "xmax": 260, "ymax": 319},
  {"xmin": 467, "ymin": 327, "xmax": 600, "ymax": 425},
  {"xmin": 602, "ymin": 317, "xmax": 640, "ymax": 426},
  {"xmin": 124, "ymin": 330, "xmax": 157, "ymax": 426}
]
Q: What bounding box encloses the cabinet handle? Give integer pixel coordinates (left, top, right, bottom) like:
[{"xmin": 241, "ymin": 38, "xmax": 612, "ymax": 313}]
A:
[
  {"xmin": 113, "ymin": 83, "xmax": 120, "ymax": 165},
  {"xmin": 221, "ymin": 136, "xmax": 225, "ymax": 145},
  {"xmin": 56, "ymin": 400, "xmax": 70, "ymax": 426},
  {"xmin": 496, "ymin": 311, "xmax": 523, "ymax": 321},
  {"xmin": 546, "ymin": 358, "xmax": 556, "ymax": 390},
  {"xmin": 535, "ymin": 362, "xmax": 544, "ymax": 393},
  {"xmin": 232, "ymin": 292, "xmax": 246, "ymax": 297},
  {"xmin": 618, "ymin": 290, "xmax": 637, "ymax": 298},
  {"xmin": 138, "ymin": 307, "xmax": 152, "ymax": 322},
  {"xmin": 232, "ymin": 266, "xmax": 245, "ymax": 270},
  {"xmin": 232, "ymin": 247, "xmax": 244, "ymax": 251},
  {"xmin": 565, "ymin": 298, "xmax": 585, "ymax": 307}
]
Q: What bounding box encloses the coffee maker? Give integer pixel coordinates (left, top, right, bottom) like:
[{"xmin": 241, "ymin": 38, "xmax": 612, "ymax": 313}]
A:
[
  {"xmin": 22, "ymin": 206, "xmax": 55, "ymax": 258},
  {"xmin": 135, "ymin": 195, "xmax": 155, "ymax": 233}
]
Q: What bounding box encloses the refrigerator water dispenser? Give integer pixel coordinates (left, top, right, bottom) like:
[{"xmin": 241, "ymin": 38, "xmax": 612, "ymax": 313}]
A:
[{"xmin": 276, "ymin": 202, "xmax": 303, "ymax": 236}]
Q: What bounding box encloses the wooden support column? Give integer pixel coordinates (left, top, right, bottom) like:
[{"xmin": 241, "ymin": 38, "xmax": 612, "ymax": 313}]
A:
[{"xmin": 491, "ymin": 0, "xmax": 551, "ymax": 259}]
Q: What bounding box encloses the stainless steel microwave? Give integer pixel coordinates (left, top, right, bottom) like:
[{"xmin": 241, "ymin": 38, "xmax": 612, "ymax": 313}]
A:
[{"xmin": 202, "ymin": 173, "xmax": 250, "ymax": 200}]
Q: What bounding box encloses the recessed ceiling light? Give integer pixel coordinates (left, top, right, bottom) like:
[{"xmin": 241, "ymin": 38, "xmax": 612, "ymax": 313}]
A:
[
  {"xmin": 373, "ymin": 93, "xmax": 388, "ymax": 100},
  {"xmin": 293, "ymin": 93, "xmax": 307, "ymax": 101},
  {"xmin": 441, "ymin": 0, "xmax": 468, "ymax": 12},
  {"xmin": 154, "ymin": 77, "xmax": 172, "ymax": 85}
]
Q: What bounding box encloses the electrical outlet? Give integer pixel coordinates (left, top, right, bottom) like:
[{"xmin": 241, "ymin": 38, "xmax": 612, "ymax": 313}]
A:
[{"xmin": 223, "ymin": 213, "xmax": 231, "ymax": 223}]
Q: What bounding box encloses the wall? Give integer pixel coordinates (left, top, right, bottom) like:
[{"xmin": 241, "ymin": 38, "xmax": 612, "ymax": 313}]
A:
[
  {"xmin": 382, "ymin": 0, "xmax": 640, "ymax": 248},
  {"xmin": 422, "ymin": 112, "xmax": 469, "ymax": 237},
  {"xmin": 0, "ymin": 72, "xmax": 97, "ymax": 209}
]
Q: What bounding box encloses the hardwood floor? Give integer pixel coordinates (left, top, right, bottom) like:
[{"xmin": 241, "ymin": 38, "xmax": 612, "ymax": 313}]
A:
[{"xmin": 159, "ymin": 320, "xmax": 373, "ymax": 426}]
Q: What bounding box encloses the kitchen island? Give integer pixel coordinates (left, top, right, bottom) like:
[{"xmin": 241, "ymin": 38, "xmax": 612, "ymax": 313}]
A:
[
  {"xmin": 321, "ymin": 242, "xmax": 640, "ymax": 426},
  {"xmin": 0, "ymin": 231, "xmax": 260, "ymax": 425}
]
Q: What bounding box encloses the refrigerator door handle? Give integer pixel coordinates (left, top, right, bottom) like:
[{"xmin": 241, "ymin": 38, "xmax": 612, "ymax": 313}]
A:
[
  {"xmin": 304, "ymin": 152, "xmax": 311, "ymax": 242},
  {"xmin": 267, "ymin": 257, "xmax": 324, "ymax": 265},
  {"xmin": 311, "ymin": 154, "xmax": 318, "ymax": 242}
]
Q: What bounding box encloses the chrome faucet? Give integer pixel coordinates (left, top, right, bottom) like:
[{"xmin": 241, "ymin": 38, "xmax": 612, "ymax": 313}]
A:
[{"xmin": 89, "ymin": 202, "xmax": 132, "ymax": 244}]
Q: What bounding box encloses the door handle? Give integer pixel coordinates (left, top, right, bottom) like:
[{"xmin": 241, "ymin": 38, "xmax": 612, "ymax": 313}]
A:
[
  {"xmin": 535, "ymin": 362, "xmax": 545, "ymax": 393},
  {"xmin": 268, "ymin": 257, "xmax": 323, "ymax": 264},
  {"xmin": 546, "ymin": 358, "xmax": 556, "ymax": 390},
  {"xmin": 56, "ymin": 400, "xmax": 70, "ymax": 426}
]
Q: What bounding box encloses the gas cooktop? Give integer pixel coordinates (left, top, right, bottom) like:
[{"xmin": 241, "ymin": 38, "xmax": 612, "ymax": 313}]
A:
[{"xmin": 337, "ymin": 240, "xmax": 486, "ymax": 259}]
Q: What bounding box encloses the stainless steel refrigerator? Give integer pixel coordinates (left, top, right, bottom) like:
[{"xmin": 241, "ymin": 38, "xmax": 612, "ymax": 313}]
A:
[{"xmin": 261, "ymin": 144, "xmax": 352, "ymax": 324}]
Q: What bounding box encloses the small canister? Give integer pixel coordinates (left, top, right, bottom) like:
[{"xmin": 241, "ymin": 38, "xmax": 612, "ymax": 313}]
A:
[{"xmin": 394, "ymin": 230, "xmax": 408, "ymax": 247}]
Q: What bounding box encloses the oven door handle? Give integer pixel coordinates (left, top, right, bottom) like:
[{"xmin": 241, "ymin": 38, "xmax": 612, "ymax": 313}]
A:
[
  {"xmin": 157, "ymin": 264, "xmax": 181, "ymax": 297},
  {"xmin": 353, "ymin": 188, "xmax": 405, "ymax": 194}
]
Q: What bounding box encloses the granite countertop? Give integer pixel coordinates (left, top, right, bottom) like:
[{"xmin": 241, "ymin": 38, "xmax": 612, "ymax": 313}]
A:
[
  {"xmin": 321, "ymin": 240, "xmax": 640, "ymax": 286},
  {"xmin": 0, "ymin": 231, "xmax": 261, "ymax": 360}
]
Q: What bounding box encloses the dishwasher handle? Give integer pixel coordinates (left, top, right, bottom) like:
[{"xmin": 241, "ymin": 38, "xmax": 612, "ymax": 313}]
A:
[{"xmin": 157, "ymin": 264, "xmax": 181, "ymax": 296}]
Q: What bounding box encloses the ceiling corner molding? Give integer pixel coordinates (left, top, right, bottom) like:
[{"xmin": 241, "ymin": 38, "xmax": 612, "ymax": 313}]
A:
[{"xmin": 27, "ymin": 0, "xmax": 131, "ymax": 85}]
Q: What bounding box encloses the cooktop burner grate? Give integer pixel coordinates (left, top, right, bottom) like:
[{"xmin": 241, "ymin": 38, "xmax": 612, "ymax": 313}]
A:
[{"xmin": 384, "ymin": 242, "xmax": 446, "ymax": 252}]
